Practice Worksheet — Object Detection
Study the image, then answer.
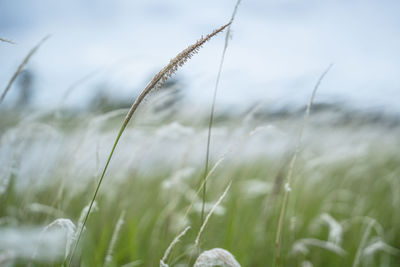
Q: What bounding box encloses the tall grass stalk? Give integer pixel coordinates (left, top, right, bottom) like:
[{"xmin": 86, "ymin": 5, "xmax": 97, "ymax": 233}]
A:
[
  {"xmin": 0, "ymin": 35, "xmax": 50, "ymax": 104},
  {"xmin": 273, "ymin": 64, "xmax": 333, "ymax": 266},
  {"xmin": 201, "ymin": 0, "xmax": 242, "ymax": 224},
  {"xmin": 67, "ymin": 23, "xmax": 230, "ymax": 266}
]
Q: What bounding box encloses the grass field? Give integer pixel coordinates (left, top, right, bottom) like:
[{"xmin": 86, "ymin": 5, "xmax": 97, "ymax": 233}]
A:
[{"xmin": 1, "ymin": 108, "xmax": 399, "ymax": 266}]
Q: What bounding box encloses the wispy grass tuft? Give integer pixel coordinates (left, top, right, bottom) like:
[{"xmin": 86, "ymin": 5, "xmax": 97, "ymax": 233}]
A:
[
  {"xmin": 194, "ymin": 248, "xmax": 241, "ymax": 267},
  {"xmin": 42, "ymin": 218, "xmax": 76, "ymax": 261},
  {"xmin": 104, "ymin": 210, "xmax": 126, "ymax": 267},
  {"xmin": 67, "ymin": 22, "xmax": 230, "ymax": 266},
  {"xmin": 352, "ymin": 218, "xmax": 375, "ymax": 267},
  {"xmin": 0, "ymin": 35, "xmax": 50, "ymax": 104},
  {"xmin": 291, "ymin": 238, "xmax": 347, "ymax": 257}
]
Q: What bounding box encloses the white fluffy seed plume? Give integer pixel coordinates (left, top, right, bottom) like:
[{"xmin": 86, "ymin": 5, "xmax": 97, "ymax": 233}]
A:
[{"xmin": 194, "ymin": 248, "xmax": 241, "ymax": 267}]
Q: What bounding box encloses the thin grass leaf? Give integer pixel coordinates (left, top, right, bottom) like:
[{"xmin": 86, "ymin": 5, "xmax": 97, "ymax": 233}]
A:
[
  {"xmin": 195, "ymin": 182, "xmax": 231, "ymax": 246},
  {"xmin": 274, "ymin": 63, "xmax": 334, "ymax": 266},
  {"xmin": 181, "ymin": 155, "xmax": 226, "ymax": 230},
  {"xmin": 160, "ymin": 226, "xmax": 191, "ymax": 266},
  {"xmin": 0, "ymin": 35, "xmax": 50, "ymax": 104},
  {"xmin": 352, "ymin": 219, "xmax": 375, "ymax": 267},
  {"xmin": 201, "ymin": 0, "xmax": 242, "ymax": 224}
]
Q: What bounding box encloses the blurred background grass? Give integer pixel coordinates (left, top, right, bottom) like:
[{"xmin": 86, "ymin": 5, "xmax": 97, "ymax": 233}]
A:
[{"xmin": 1, "ymin": 108, "xmax": 399, "ymax": 266}]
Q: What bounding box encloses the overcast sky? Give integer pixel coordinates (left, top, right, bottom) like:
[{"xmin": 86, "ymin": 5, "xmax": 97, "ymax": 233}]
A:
[{"xmin": 1, "ymin": 0, "xmax": 399, "ymax": 113}]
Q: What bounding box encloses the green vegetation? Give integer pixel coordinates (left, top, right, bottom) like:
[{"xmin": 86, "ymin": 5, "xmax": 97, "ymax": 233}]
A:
[{"xmin": 0, "ymin": 112, "xmax": 399, "ymax": 266}]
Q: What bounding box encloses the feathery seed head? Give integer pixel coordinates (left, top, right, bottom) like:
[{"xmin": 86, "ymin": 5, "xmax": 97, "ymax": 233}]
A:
[{"xmin": 151, "ymin": 23, "xmax": 231, "ymax": 92}]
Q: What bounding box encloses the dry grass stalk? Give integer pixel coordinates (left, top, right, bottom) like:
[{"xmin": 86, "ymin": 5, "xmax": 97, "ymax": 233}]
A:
[
  {"xmin": 274, "ymin": 64, "xmax": 333, "ymax": 266},
  {"xmin": 0, "ymin": 37, "xmax": 15, "ymax": 44},
  {"xmin": 0, "ymin": 35, "xmax": 50, "ymax": 104},
  {"xmin": 160, "ymin": 226, "xmax": 191, "ymax": 266},
  {"xmin": 195, "ymin": 182, "xmax": 231, "ymax": 246},
  {"xmin": 67, "ymin": 22, "xmax": 230, "ymax": 267},
  {"xmin": 201, "ymin": 0, "xmax": 242, "ymax": 223}
]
